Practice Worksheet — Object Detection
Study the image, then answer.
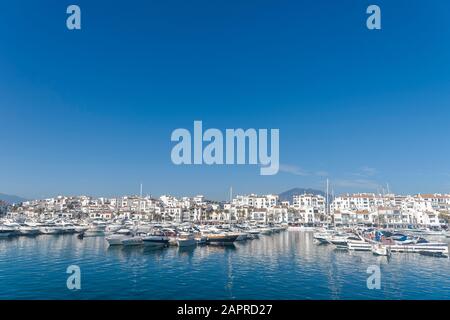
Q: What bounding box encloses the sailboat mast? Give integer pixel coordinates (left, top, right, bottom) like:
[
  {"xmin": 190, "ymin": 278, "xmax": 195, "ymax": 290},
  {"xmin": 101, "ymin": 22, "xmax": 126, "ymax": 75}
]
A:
[
  {"xmin": 229, "ymin": 187, "xmax": 232, "ymax": 225},
  {"xmin": 326, "ymin": 178, "xmax": 329, "ymax": 216}
]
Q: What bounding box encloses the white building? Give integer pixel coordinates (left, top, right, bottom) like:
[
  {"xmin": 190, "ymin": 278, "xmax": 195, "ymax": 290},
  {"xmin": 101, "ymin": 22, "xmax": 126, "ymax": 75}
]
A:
[{"xmin": 232, "ymin": 194, "xmax": 279, "ymax": 209}]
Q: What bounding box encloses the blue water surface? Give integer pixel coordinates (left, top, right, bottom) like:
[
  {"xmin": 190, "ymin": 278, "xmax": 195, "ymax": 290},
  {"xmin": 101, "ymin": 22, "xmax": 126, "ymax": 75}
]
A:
[{"xmin": 0, "ymin": 232, "xmax": 448, "ymax": 299}]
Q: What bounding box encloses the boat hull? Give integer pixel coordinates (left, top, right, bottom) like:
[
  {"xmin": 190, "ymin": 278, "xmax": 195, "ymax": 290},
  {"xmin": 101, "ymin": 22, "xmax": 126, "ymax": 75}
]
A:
[
  {"xmin": 106, "ymin": 235, "xmax": 128, "ymax": 245},
  {"xmin": 347, "ymin": 241, "xmax": 372, "ymax": 251},
  {"xmin": 39, "ymin": 227, "xmax": 60, "ymax": 235},
  {"xmin": 19, "ymin": 228, "xmax": 41, "ymax": 236},
  {"xmin": 121, "ymin": 237, "xmax": 143, "ymax": 246},
  {"xmin": 206, "ymin": 234, "xmax": 238, "ymax": 245},
  {"xmin": 143, "ymin": 236, "xmax": 169, "ymax": 247},
  {"xmin": 177, "ymin": 239, "xmax": 197, "ymax": 247},
  {"xmin": 0, "ymin": 231, "xmax": 13, "ymax": 238}
]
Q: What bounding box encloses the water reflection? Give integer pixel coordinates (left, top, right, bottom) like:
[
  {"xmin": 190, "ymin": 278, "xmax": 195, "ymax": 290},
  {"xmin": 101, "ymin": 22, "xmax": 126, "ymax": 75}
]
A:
[{"xmin": 0, "ymin": 231, "xmax": 449, "ymax": 299}]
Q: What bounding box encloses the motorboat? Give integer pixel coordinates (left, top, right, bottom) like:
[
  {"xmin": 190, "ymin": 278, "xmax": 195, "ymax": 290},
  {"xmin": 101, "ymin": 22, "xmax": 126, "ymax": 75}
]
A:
[
  {"xmin": 56, "ymin": 221, "xmax": 77, "ymax": 234},
  {"xmin": 347, "ymin": 239, "xmax": 372, "ymax": 251},
  {"xmin": 0, "ymin": 225, "xmax": 17, "ymax": 237},
  {"xmin": 328, "ymin": 233, "xmax": 357, "ymax": 246},
  {"xmin": 73, "ymin": 224, "xmax": 89, "ymax": 233},
  {"xmin": 39, "ymin": 222, "xmax": 61, "ymax": 235},
  {"xmin": 121, "ymin": 235, "xmax": 144, "ymax": 246},
  {"xmin": 366, "ymin": 230, "xmax": 449, "ymax": 256},
  {"xmin": 246, "ymin": 229, "xmax": 261, "ymax": 238},
  {"xmin": 343, "ymin": 234, "xmax": 372, "ymax": 251},
  {"xmin": 105, "ymin": 229, "xmax": 132, "ymax": 246},
  {"xmin": 143, "ymin": 230, "xmax": 170, "ymax": 247},
  {"xmin": 195, "ymin": 235, "xmax": 208, "ymax": 245},
  {"xmin": 205, "ymin": 232, "xmax": 239, "ymax": 245},
  {"xmin": 388, "ymin": 241, "xmax": 449, "ymax": 256},
  {"xmin": 19, "ymin": 224, "xmax": 41, "ymax": 236},
  {"xmin": 258, "ymin": 226, "xmax": 273, "ymax": 235},
  {"xmin": 233, "ymin": 232, "xmax": 249, "ymax": 241},
  {"xmin": 176, "ymin": 233, "xmax": 196, "ymax": 247},
  {"xmin": 313, "ymin": 232, "xmax": 334, "ymax": 244},
  {"xmin": 287, "ymin": 223, "xmax": 315, "ymax": 231}
]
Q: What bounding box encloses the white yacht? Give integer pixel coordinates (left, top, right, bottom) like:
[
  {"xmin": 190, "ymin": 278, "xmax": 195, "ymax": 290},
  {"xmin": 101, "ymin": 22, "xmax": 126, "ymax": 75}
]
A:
[
  {"xmin": 371, "ymin": 243, "xmax": 391, "ymax": 256},
  {"xmin": 19, "ymin": 223, "xmax": 41, "ymax": 236},
  {"xmin": 176, "ymin": 233, "xmax": 196, "ymax": 247},
  {"xmin": 73, "ymin": 224, "xmax": 89, "ymax": 233},
  {"xmin": 56, "ymin": 221, "xmax": 77, "ymax": 234},
  {"xmin": 313, "ymin": 231, "xmax": 335, "ymax": 244},
  {"xmin": 388, "ymin": 241, "xmax": 449, "ymax": 256},
  {"xmin": 246, "ymin": 229, "xmax": 261, "ymax": 238},
  {"xmin": 346, "ymin": 235, "xmax": 372, "ymax": 251},
  {"xmin": 106, "ymin": 229, "xmax": 132, "ymax": 246},
  {"xmin": 258, "ymin": 226, "xmax": 273, "ymax": 235},
  {"xmin": 39, "ymin": 223, "xmax": 61, "ymax": 234},
  {"xmin": 1, "ymin": 221, "xmax": 20, "ymax": 236},
  {"xmin": 84, "ymin": 221, "xmax": 107, "ymax": 237},
  {"xmin": 0, "ymin": 225, "xmax": 16, "ymax": 237},
  {"xmin": 121, "ymin": 233, "xmax": 144, "ymax": 246},
  {"xmin": 287, "ymin": 224, "xmax": 315, "ymax": 231}
]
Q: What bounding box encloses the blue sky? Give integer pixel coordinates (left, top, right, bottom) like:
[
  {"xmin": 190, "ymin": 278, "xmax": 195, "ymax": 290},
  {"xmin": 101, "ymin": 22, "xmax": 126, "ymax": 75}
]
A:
[{"xmin": 1, "ymin": 0, "xmax": 450, "ymax": 200}]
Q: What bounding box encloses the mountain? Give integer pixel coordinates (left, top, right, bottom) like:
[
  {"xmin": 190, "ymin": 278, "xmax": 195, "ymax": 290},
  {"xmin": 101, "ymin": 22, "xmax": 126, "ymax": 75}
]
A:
[
  {"xmin": 278, "ymin": 188, "xmax": 328, "ymax": 203},
  {"xmin": 0, "ymin": 193, "xmax": 28, "ymax": 204}
]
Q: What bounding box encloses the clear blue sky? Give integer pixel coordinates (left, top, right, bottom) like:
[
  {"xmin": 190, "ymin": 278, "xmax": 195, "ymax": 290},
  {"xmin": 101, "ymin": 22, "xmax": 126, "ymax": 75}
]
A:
[{"xmin": 1, "ymin": 0, "xmax": 450, "ymax": 200}]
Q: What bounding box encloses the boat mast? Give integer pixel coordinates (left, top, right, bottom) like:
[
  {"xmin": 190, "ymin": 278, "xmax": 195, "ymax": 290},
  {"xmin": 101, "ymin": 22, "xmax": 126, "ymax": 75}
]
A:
[
  {"xmin": 229, "ymin": 186, "xmax": 233, "ymax": 225},
  {"xmin": 326, "ymin": 178, "xmax": 329, "ymax": 216}
]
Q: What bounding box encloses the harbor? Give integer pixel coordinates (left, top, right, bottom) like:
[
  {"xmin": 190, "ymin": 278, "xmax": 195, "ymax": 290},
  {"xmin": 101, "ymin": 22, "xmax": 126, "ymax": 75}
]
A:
[
  {"xmin": 0, "ymin": 218, "xmax": 449, "ymax": 258},
  {"xmin": 0, "ymin": 228, "xmax": 448, "ymax": 300},
  {"xmin": 1, "ymin": 191, "xmax": 449, "ymax": 299}
]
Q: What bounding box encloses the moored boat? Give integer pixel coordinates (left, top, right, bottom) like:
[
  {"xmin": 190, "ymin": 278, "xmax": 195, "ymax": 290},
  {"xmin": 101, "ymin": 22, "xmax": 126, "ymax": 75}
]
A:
[
  {"xmin": 121, "ymin": 235, "xmax": 143, "ymax": 246},
  {"xmin": 83, "ymin": 222, "xmax": 107, "ymax": 237},
  {"xmin": 19, "ymin": 225, "xmax": 41, "ymax": 236},
  {"xmin": 313, "ymin": 232, "xmax": 333, "ymax": 244},
  {"xmin": 206, "ymin": 233, "xmax": 238, "ymax": 245},
  {"xmin": 39, "ymin": 223, "xmax": 61, "ymax": 235},
  {"xmin": 106, "ymin": 229, "xmax": 132, "ymax": 245},
  {"xmin": 143, "ymin": 230, "xmax": 170, "ymax": 247},
  {"xmin": 0, "ymin": 225, "xmax": 16, "ymax": 238},
  {"xmin": 176, "ymin": 233, "xmax": 196, "ymax": 247}
]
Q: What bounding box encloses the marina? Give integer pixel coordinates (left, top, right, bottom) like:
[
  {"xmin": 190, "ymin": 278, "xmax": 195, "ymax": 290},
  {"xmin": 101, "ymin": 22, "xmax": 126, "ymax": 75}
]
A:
[
  {"xmin": 4, "ymin": 217, "xmax": 447, "ymax": 257},
  {"xmin": 0, "ymin": 228, "xmax": 448, "ymax": 300},
  {"xmin": 1, "ymin": 191, "xmax": 449, "ymax": 299}
]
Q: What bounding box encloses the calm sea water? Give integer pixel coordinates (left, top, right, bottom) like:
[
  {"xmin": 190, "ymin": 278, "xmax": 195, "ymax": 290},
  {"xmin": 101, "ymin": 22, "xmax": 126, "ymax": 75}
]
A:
[{"xmin": 0, "ymin": 231, "xmax": 449, "ymax": 300}]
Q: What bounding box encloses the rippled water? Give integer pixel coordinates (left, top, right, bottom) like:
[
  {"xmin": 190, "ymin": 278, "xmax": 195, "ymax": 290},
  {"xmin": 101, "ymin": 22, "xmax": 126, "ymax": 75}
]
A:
[{"xmin": 0, "ymin": 231, "xmax": 449, "ymax": 299}]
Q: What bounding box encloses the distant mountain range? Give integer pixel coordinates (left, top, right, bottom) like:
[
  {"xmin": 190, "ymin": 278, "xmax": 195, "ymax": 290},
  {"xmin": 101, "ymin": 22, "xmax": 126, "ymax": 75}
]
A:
[
  {"xmin": 0, "ymin": 193, "xmax": 27, "ymax": 204},
  {"xmin": 278, "ymin": 188, "xmax": 328, "ymax": 203}
]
